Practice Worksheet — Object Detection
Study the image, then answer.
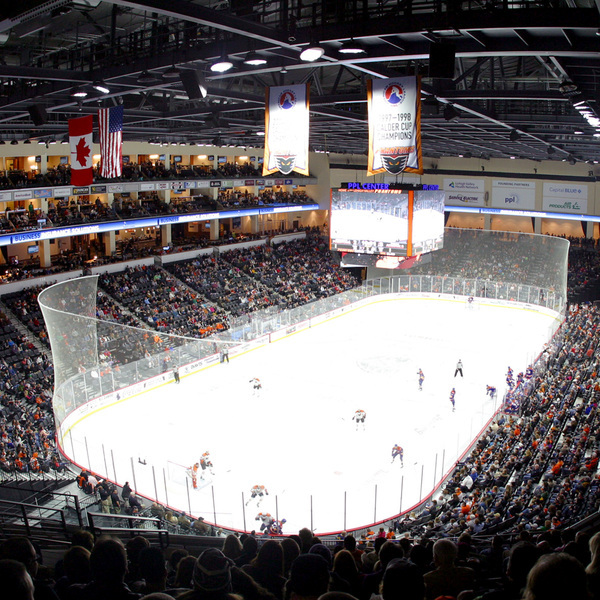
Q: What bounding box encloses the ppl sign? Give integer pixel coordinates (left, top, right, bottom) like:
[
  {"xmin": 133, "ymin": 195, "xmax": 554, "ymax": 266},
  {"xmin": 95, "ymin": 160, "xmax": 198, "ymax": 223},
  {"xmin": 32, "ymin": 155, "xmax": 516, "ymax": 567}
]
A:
[
  {"xmin": 346, "ymin": 182, "xmax": 390, "ymax": 190},
  {"xmin": 342, "ymin": 182, "xmax": 439, "ymax": 191}
]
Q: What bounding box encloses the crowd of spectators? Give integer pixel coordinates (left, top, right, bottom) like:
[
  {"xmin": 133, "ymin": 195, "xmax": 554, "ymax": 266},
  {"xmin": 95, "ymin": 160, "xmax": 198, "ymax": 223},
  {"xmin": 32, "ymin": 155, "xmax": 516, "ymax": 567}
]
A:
[
  {"xmin": 406, "ymin": 229, "xmax": 568, "ymax": 296},
  {"xmin": 1, "ymin": 523, "xmax": 600, "ymax": 600},
  {"xmin": 0, "ymin": 187, "xmax": 315, "ymax": 236},
  {"xmin": 0, "ymin": 308, "xmax": 62, "ymax": 476},
  {"xmin": 98, "ymin": 265, "xmax": 231, "ymax": 338},
  {"xmin": 217, "ymin": 189, "xmax": 314, "ymax": 209},
  {"xmin": 3, "ymin": 232, "xmax": 600, "ymax": 551},
  {"xmin": 0, "ymin": 160, "xmax": 289, "ymax": 191}
]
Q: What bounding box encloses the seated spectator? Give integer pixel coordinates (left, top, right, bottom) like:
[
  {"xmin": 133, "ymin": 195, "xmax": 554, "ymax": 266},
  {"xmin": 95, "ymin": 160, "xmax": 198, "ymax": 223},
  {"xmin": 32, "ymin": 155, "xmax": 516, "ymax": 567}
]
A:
[
  {"xmin": 285, "ymin": 554, "xmax": 330, "ymax": 600},
  {"xmin": 0, "ymin": 558, "xmax": 35, "ymax": 600},
  {"xmin": 67, "ymin": 536, "xmax": 141, "ymax": 599},
  {"xmin": 587, "ymin": 531, "xmax": 600, "ymax": 600},
  {"xmin": 524, "ymin": 552, "xmax": 588, "ymax": 600},
  {"xmin": 177, "ymin": 549, "xmax": 237, "ymax": 600},
  {"xmin": 53, "ymin": 546, "xmax": 92, "ymax": 599},
  {"xmin": 379, "ymin": 558, "xmax": 424, "ymax": 600},
  {"xmin": 423, "ymin": 539, "xmax": 475, "ymax": 600},
  {"xmin": 0, "ymin": 536, "xmax": 58, "ymax": 600},
  {"xmin": 242, "ymin": 540, "xmax": 286, "ymax": 600},
  {"xmin": 130, "ymin": 547, "xmax": 168, "ymax": 596}
]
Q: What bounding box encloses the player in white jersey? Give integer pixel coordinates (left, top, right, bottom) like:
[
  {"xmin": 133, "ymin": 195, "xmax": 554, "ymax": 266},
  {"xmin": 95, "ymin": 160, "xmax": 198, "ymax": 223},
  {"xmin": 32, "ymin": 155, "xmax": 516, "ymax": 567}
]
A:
[
  {"xmin": 250, "ymin": 377, "xmax": 262, "ymax": 395},
  {"xmin": 353, "ymin": 409, "xmax": 366, "ymax": 430},
  {"xmin": 199, "ymin": 451, "xmax": 214, "ymax": 479},
  {"xmin": 256, "ymin": 512, "xmax": 275, "ymax": 531},
  {"xmin": 246, "ymin": 484, "xmax": 269, "ymax": 506}
]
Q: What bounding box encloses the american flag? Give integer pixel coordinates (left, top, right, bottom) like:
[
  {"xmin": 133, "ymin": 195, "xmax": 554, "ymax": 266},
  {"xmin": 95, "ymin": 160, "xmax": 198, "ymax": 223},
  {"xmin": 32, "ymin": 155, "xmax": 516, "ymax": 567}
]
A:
[{"xmin": 99, "ymin": 105, "xmax": 123, "ymax": 178}]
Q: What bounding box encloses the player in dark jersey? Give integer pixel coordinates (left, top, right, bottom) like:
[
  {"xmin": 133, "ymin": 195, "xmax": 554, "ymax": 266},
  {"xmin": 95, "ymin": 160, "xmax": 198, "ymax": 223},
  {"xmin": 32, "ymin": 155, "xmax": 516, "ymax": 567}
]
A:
[
  {"xmin": 391, "ymin": 444, "xmax": 404, "ymax": 466},
  {"xmin": 417, "ymin": 369, "xmax": 425, "ymax": 391}
]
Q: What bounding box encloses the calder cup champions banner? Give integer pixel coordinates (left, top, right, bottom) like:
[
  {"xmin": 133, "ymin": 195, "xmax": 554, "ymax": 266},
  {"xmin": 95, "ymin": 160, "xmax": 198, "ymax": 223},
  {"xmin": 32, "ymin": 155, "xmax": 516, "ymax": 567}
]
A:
[
  {"xmin": 263, "ymin": 84, "xmax": 310, "ymax": 176},
  {"xmin": 367, "ymin": 76, "xmax": 423, "ymax": 176}
]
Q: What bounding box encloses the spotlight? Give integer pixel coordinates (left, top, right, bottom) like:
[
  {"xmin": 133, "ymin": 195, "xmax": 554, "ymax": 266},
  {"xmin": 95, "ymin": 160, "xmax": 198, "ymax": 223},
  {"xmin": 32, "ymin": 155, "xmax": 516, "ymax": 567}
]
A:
[
  {"xmin": 559, "ymin": 80, "xmax": 578, "ymax": 96},
  {"xmin": 24, "ymin": 139, "xmax": 31, "ymax": 144},
  {"xmin": 10, "ymin": 139, "xmax": 18, "ymax": 145},
  {"xmin": 92, "ymin": 81, "xmax": 110, "ymax": 94},
  {"xmin": 137, "ymin": 71, "xmax": 158, "ymax": 84},
  {"xmin": 509, "ymin": 129, "xmax": 520, "ymax": 142},
  {"xmin": 300, "ymin": 44, "xmax": 324, "ymax": 62},
  {"xmin": 547, "ymin": 146, "xmax": 556, "ymax": 155},
  {"xmin": 339, "ymin": 39, "xmax": 366, "ymax": 55},
  {"xmin": 71, "ymin": 87, "xmax": 88, "ymax": 98},
  {"xmin": 210, "ymin": 56, "xmax": 234, "ymax": 73},
  {"xmin": 243, "ymin": 51, "xmax": 267, "ymax": 66},
  {"xmin": 162, "ymin": 65, "xmax": 181, "ymax": 79}
]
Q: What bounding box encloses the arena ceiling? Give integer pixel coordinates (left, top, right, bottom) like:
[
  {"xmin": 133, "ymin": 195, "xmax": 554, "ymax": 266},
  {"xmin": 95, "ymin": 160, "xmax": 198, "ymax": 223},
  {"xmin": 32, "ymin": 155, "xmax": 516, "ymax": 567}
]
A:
[{"xmin": 3, "ymin": 0, "xmax": 600, "ymax": 167}]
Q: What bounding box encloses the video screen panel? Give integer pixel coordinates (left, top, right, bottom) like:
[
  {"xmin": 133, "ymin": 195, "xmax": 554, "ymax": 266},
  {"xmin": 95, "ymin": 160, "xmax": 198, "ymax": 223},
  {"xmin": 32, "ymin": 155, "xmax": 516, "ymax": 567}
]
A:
[
  {"xmin": 412, "ymin": 190, "xmax": 445, "ymax": 254},
  {"xmin": 329, "ymin": 188, "xmax": 445, "ymax": 258}
]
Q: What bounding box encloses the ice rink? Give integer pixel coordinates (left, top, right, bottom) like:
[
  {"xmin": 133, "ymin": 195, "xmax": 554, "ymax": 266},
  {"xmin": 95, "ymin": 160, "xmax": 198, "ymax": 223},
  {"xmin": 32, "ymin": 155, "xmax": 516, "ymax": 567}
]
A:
[{"xmin": 68, "ymin": 296, "xmax": 560, "ymax": 534}]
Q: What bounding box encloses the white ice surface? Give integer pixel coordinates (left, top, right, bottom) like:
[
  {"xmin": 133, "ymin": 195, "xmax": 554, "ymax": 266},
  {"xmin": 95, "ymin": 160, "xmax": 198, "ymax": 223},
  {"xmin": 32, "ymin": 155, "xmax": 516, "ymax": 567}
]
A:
[{"xmin": 68, "ymin": 296, "xmax": 560, "ymax": 535}]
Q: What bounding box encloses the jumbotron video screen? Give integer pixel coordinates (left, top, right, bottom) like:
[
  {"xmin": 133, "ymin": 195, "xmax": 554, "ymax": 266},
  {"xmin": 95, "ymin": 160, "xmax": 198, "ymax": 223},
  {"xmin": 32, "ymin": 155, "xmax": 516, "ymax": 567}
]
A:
[{"xmin": 329, "ymin": 187, "xmax": 445, "ymax": 266}]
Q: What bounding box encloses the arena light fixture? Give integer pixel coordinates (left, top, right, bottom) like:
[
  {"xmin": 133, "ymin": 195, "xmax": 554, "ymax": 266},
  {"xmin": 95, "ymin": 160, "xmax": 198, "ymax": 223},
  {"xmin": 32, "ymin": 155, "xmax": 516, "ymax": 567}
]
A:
[
  {"xmin": 300, "ymin": 43, "xmax": 324, "ymax": 62},
  {"xmin": 509, "ymin": 129, "xmax": 520, "ymax": 142},
  {"xmin": 71, "ymin": 87, "xmax": 88, "ymax": 98},
  {"xmin": 162, "ymin": 65, "xmax": 181, "ymax": 79},
  {"xmin": 210, "ymin": 55, "xmax": 234, "ymax": 73},
  {"xmin": 339, "ymin": 39, "xmax": 366, "ymax": 55},
  {"xmin": 243, "ymin": 51, "xmax": 267, "ymax": 66},
  {"xmin": 92, "ymin": 80, "xmax": 110, "ymax": 94},
  {"xmin": 137, "ymin": 71, "xmax": 159, "ymax": 84}
]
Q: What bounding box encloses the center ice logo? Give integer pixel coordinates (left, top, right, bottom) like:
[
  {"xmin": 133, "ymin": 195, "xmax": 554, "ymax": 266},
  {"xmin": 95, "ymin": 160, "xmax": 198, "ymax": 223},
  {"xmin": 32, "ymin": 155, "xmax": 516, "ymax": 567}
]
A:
[
  {"xmin": 278, "ymin": 90, "xmax": 296, "ymax": 110},
  {"xmin": 383, "ymin": 83, "xmax": 405, "ymax": 105}
]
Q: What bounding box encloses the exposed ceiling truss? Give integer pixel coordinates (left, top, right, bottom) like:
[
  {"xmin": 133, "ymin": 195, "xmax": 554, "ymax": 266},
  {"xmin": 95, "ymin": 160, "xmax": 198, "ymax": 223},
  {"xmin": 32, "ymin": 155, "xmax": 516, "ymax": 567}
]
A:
[{"xmin": 1, "ymin": 0, "xmax": 600, "ymax": 164}]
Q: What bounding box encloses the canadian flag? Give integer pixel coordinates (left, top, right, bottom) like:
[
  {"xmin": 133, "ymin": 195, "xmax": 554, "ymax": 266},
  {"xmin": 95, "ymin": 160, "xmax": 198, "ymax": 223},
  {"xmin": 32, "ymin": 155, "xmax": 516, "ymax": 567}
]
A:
[{"xmin": 69, "ymin": 115, "xmax": 93, "ymax": 186}]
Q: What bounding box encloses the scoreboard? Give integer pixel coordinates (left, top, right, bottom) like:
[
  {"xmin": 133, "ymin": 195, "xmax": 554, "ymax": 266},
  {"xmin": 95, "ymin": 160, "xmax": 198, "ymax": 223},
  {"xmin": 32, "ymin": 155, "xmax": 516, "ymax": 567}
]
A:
[{"xmin": 329, "ymin": 184, "xmax": 445, "ymax": 264}]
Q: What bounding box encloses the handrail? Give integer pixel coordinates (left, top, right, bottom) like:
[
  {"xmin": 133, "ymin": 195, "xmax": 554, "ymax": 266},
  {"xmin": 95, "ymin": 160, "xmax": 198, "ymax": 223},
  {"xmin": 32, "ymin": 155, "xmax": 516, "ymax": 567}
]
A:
[{"xmin": 0, "ymin": 498, "xmax": 68, "ymax": 538}]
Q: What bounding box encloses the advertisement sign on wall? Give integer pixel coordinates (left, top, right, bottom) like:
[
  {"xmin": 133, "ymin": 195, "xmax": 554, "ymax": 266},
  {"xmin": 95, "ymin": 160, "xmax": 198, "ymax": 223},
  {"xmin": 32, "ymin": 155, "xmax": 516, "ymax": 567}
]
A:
[
  {"xmin": 491, "ymin": 180, "xmax": 536, "ymax": 210},
  {"xmin": 542, "ymin": 182, "xmax": 588, "ymax": 213}
]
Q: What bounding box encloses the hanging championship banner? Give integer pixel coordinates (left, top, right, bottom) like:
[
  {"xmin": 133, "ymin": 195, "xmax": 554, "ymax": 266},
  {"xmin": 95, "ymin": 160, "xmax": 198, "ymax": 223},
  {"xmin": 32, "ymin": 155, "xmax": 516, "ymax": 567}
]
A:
[
  {"xmin": 263, "ymin": 83, "xmax": 310, "ymax": 176},
  {"xmin": 367, "ymin": 76, "xmax": 423, "ymax": 176}
]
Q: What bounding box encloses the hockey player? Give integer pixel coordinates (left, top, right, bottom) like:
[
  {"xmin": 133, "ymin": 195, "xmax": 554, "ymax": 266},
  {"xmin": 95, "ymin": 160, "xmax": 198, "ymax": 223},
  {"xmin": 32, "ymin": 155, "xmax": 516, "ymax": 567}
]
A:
[
  {"xmin": 353, "ymin": 409, "xmax": 366, "ymax": 431},
  {"xmin": 268, "ymin": 518, "xmax": 286, "ymax": 535},
  {"xmin": 450, "ymin": 388, "xmax": 456, "ymax": 412},
  {"xmin": 188, "ymin": 463, "xmax": 199, "ymax": 489},
  {"xmin": 506, "ymin": 371, "xmax": 515, "ymax": 389},
  {"xmin": 391, "ymin": 444, "xmax": 404, "ymax": 466},
  {"xmin": 173, "ymin": 366, "xmax": 180, "ymax": 384},
  {"xmin": 454, "ymin": 359, "xmax": 464, "ymax": 378},
  {"xmin": 250, "ymin": 377, "xmax": 262, "ymax": 395},
  {"xmin": 199, "ymin": 451, "xmax": 214, "ymax": 479},
  {"xmin": 486, "ymin": 385, "xmax": 497, "ymax": 399},
  {"xmin": 256, "ymin": 512, "xmax": 275, "ymax": 532},
  {"xmin": 246, "ymin": 484, "xmax": 269, "ymax": 506},
  {"xmin": 417, "ymin": 369, "xmax": 425, "ymax": 391}
]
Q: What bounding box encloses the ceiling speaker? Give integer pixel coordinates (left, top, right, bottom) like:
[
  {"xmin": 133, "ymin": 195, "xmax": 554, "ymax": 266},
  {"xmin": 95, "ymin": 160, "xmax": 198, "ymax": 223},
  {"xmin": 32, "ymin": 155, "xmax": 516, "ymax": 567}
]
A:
[
  {"xmin": 429, "ymin": 43, "xmax": 456, "ymax": 79},
  {"xmin": 28, "ymin": 105, "xmax": 48, "ymax": 126}
]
